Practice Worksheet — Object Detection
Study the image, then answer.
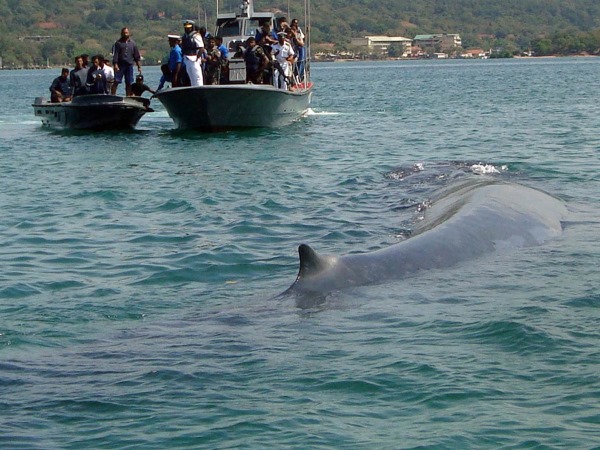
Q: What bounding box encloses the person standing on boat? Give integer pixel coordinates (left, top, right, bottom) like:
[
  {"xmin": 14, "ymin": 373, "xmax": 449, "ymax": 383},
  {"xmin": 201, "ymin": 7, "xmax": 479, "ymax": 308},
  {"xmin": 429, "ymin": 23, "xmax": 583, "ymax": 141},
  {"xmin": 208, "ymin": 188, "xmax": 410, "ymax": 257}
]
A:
[
  {"xmin": 243, "ymin": 37, "xmax": 269, "ymax": 84},
  {"xmin": 69, "ymin": 55, "xmax": 89, "ymax": 97},
  {"xmin": 111, "ymin": 27, "xmax": 142, "ymax": 96},
  {"xmin": 204, "ymin": 37, "xmax": 222, "ymax": 85},
  {"xmin": 272, "ymin": 31, "xmax": 295, "ymax": 90},
  {"xmin": 86, "ymin": 54, "xmax": 108, "ymax": 95},
  {"xmin": 49, "ymin": 68, "xmax": 72, "ymax": 103},
  {"xmin": 290, "ymin": 19, "xmax": 306, "ymax": 81},
  {"xmin": 167, "ymin": 34, "xmax": 184, "ymax": 87},
  {"xmin": 215, "ymin": 36, "xmax": 230, "ymax": 85},
  {"xmin": 255, "ymin": 22, "xmax": 278, "ymax": 85},
  {"xmin": 100, "ymin": 58, "xmax": 115, "ymax": 94},
  {"xmin": 181, "ymin": 19, "xmax": 205, "ymax": 86}
]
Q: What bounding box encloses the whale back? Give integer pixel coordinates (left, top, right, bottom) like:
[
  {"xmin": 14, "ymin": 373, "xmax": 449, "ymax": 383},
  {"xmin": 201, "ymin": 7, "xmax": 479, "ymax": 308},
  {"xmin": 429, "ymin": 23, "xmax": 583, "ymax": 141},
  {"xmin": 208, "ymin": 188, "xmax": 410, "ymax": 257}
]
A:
[{"xmin": 287, "ymin": 180, "xmax": 567, "ymax": 296}]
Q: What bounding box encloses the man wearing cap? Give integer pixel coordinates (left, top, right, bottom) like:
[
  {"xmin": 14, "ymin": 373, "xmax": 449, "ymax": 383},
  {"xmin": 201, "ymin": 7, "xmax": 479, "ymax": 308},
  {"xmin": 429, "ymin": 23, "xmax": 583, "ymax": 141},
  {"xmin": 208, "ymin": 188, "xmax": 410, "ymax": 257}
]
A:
[
  {"xmin": 272, "ymin": 31, "xmax": 295, "ymax": 89},
  {"xmin": 111, "ymin": 27, "xmax": 142, "ymax": 96},
  {"xmin": 168, "ymin": 34, "xmax": 183, "ymax": 87},
  {"xmin": 181, "ymin": 20, "xmax": 205, "ymax": 86}
]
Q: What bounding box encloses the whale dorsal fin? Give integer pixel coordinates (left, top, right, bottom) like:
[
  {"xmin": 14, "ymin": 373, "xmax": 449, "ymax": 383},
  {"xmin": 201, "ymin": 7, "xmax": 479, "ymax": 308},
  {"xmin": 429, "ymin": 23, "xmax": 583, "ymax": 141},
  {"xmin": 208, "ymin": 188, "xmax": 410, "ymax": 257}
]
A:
[{"xmin": 297, "ymin": 244, "xmax": 327, "ymax": 279}]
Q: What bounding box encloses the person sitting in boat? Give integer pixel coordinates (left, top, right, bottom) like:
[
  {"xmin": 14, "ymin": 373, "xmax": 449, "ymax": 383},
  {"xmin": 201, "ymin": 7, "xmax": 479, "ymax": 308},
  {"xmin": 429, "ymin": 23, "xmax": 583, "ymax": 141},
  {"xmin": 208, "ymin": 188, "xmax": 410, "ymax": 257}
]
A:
[
  {"xmin": 215, "ymin": 36, "xmax": 230, "ymax": 85},
  {"xmin": 243, "ymin": 37, "xmax": 269, "ymax": 85},
  {"xmin": 69, "ymin": 55, "xmax": 89, "ymax": 97},
  {"xmin": 49, "ymin": 68, "xmax": 72, "ymax": 103},
  {"xmin": 85, "ymin": 54, "xmax": 108, "ymax": 95},
  {"xmin": 131, "ymin": 74, "xmax": 155, "ymax": 97},
  {"xmin": 272, "ymin": 31, "xmax": 295, "ymax": 90},
  {"xmin": 204, "ymin": 37, "xmax": 222, "ymax": 85},
  {"xmin": 181, "ymin": 19, "xmax": 205, "ymax": 87}
]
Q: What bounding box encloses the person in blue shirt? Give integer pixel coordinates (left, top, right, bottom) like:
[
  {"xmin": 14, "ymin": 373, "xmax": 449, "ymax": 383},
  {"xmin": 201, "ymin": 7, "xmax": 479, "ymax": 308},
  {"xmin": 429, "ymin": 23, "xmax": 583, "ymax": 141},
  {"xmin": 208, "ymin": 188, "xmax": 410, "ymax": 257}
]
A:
[
  {"xmin": 49, "ymin": 68, "xmax": 72, "ymax": 102},
  {"xmin": 167, "ymin": 34, "xmax": 184, "ymax": 87},
  {"xmin": 215, "ymin": 36, "xmax": 230, "ymax": 84},
  {"xmin": 158, "ymin": 35, "xmax": 184, "ymax": 90}
]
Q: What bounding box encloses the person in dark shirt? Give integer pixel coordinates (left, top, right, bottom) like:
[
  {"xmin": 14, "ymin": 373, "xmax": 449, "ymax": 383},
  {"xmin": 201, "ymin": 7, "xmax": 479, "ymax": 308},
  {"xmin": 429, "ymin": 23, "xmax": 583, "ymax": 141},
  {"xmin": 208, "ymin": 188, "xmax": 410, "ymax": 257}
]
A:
[
  {"xmin": 111, "ymin": 27, "xmax": 142, "ymax": 96},
  {"xmin": 69, "ymin": 55, "xmax": 88, "ymax": 97},
  {"xmin": 204, "ymin": 37, "xmax": 222, "ymax": 85},
  {"xmin": 86, "ymin": 54, "xmax": 108, "ymax": 95},
  {"xmin": 49, "ymin": 68, "xmax": 72, "ymax": 103},
  {"xmin": 131, "ymin": 74, "xmax": 155, "ymax": 97},
  {"xmin": 243, "ymin": 37, "xmax": 269, "ymax": 84}
]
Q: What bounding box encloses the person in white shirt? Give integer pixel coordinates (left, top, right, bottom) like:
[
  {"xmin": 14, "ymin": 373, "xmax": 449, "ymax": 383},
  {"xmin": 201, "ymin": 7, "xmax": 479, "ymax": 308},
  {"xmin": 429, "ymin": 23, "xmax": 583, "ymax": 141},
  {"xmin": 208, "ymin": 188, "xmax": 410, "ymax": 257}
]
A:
[
  {"xmin": 271, "ymin": 31, "xmax": 295, "ymax": 90},
  {"xmin": 101, "ymin": 58, "xmax": 115, "ymax": 94}
]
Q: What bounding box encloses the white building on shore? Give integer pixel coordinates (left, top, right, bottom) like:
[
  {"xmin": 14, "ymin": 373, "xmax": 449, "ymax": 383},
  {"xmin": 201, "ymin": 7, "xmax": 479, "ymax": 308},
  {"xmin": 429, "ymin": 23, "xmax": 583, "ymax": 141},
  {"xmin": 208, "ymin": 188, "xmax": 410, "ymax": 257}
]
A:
[{"xmin": 351, "ymin": 36, "xmax": 413, "ymax": 57}]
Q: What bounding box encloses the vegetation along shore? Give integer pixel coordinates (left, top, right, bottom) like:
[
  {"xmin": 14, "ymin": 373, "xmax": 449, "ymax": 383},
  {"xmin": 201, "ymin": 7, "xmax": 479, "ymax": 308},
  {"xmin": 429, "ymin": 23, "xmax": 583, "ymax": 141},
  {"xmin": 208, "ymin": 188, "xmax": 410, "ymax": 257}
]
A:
[{"xmin": 1, "ymin": 0, "xmax": 600, "ymax": 68}]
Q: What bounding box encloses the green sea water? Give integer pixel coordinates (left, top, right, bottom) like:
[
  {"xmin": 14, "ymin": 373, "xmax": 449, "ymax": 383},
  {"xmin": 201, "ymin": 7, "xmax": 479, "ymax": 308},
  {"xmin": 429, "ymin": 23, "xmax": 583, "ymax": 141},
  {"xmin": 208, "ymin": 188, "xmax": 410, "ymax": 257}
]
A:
[{"xmin": 0, "ymin": 58, "xmax": 599, "ymax": 448}]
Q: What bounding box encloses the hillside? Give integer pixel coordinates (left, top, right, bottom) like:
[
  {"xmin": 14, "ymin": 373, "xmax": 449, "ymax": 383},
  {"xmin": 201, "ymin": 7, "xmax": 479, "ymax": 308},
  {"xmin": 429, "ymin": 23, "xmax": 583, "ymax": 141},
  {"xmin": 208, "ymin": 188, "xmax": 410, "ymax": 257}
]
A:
[{"xmin": 1, "ymin": 0, "xmax": 600, "ymax": 67}]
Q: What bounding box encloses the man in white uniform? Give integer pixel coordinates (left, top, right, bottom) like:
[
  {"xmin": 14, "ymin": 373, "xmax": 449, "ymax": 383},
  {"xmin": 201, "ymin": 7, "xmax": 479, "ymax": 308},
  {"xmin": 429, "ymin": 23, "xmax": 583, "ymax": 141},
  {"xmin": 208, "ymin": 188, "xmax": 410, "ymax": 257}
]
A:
[
  {"xmin": 271, "ymin": 31, "xmax": 295, "ymax": 90},
  {"xmin": 181, "ymin": 20, "xmax": 205, "ymax": 86}
]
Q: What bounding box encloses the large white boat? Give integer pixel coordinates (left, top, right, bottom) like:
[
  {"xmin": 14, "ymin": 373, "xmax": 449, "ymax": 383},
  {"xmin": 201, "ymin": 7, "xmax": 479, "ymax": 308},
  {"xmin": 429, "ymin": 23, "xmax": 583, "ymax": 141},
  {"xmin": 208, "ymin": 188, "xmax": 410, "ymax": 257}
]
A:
[{"xmin": 154, "ymin": 0, "xmax": 313, "ymax": 131}]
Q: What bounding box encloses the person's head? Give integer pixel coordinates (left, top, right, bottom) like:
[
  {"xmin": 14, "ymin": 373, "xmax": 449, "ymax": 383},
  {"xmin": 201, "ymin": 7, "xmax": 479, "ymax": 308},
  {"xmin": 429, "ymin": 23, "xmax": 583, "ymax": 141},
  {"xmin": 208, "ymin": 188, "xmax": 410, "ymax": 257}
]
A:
[
  {"xmin": 74, "ymin": 56, "xmax": 83, "ymax": 69},
  {"xmin": 92, "ymin": 54, "xmax": 103, "ymax": 67},
  {"xmin": 215, "ymin": 36, "xmax": 223, "ymax": 46},
  {"xmin": 207, "ymin": 37, "xmax": 216, "ymax": 49},
  {"xmin": 168, "ymin": 34, "xmax": 179, "ymax": 47},
  {"xmin": 246, "ymin": 36, "xmax": 256, "ymax": 48},
  {"xmin": 103, "ymin": 58, "xmax": 111, "ymax": 66},
  {"xmin": 60, "ymin": 68, "xmax": 69, "ymax": 78},
  {"xmin": 135, "ymin": 74, "xmax": 144, "ymax": 84},
  {"xmin": 183, "ymin": 20, "xmax": 194, "ymax": 33},
  {"xmin": 291, "ymin": 19, "xmax": 299, "ymax": 29},
  {"xmin": 121, "ymin": 27, "xmax": 130, "ymax": 40},
  {"xmin": 277, "ymin": 31, "xmax": 286, "ymax": 44},
  {"xmin": 199, "ymin": 26, "xmax": 207, "ymax": 36},
  {"xmin": 277, "ymin": 17, "xmax": 288, "ymax": 29},
  {"xmin": 261, "ymin": 22, "xmax": 271, "ymax": 31},
  {"xmin": 81, "ymin": 54, "xmax": 89, "ymax": 67}
]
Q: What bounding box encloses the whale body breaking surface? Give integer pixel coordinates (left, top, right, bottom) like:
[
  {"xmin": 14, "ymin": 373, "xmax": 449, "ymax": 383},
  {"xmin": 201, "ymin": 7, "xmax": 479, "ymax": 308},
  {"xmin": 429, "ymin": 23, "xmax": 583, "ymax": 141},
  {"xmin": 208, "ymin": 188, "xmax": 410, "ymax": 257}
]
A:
[{"xmin": 285, "ymin": 179, "xmax": 567, "ymax": 297}]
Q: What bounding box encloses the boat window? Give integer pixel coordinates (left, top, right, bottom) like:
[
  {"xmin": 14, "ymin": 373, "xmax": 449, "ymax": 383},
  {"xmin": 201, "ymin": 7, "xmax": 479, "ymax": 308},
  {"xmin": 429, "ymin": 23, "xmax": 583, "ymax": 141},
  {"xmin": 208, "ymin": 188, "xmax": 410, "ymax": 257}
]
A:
[
  {"xmin": 217, "ymin": 19, "xmax": 240, "ymax": 37},
  {"xmin": 246, "ymin": 19, "xmax": 262, "ymax": 36},
  {"xmin": 228, "ymin": 39, "xmax": 245, "ymax": 54}
]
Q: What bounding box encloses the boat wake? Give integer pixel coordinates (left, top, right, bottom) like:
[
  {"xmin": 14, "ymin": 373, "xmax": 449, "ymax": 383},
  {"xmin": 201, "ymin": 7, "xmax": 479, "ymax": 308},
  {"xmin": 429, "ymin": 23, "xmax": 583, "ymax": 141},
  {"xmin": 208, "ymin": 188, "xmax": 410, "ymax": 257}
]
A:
[{"xmin": 304, "ymin": 109, "xmax": 341, "ymax": 116}]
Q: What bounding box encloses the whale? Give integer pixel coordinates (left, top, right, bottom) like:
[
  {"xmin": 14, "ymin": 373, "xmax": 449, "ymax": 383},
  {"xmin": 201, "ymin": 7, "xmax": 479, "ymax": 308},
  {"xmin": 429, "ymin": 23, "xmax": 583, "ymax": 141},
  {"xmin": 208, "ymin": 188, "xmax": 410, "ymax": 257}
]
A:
[{"xmin": 284, "ymin": 178, "xmax": 567, "ymax": 298}]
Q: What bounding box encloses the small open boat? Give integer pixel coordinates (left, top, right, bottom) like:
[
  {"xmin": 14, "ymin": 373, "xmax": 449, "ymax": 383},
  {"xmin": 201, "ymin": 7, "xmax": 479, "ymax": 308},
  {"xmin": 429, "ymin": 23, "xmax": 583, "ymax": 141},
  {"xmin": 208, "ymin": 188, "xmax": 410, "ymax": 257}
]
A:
[
  {"xmin": 154, "ymin": 0, "xmax": 313, "ymax": 131},
  {"xmin": 32, "ymin": 95, "xmax": 152, "ymax": 130}
]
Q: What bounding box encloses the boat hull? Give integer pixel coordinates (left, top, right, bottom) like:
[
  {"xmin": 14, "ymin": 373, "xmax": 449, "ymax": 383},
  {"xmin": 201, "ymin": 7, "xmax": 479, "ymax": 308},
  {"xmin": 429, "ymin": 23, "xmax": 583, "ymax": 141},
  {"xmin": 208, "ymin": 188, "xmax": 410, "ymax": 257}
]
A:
[
  {"xmin": 32, "ymin": 95, "xmax": 151, "ymax": 130},
  {"xmin": 154, "ymin": 84, "xmax": 312, "ymax": 131}
]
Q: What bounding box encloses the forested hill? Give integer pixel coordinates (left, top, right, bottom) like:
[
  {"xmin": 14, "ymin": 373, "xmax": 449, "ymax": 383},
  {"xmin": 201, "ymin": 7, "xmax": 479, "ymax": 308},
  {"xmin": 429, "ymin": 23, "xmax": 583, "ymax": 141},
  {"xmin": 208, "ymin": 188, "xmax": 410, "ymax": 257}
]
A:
[{"xmin": 1, "ymin": 0, "xmax": 600, "ymax": 67}]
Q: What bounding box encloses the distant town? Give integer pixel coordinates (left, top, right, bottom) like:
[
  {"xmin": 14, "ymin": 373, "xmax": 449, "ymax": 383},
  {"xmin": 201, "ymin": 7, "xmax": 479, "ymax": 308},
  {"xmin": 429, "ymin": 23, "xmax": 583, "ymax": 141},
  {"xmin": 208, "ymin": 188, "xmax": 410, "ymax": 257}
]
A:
[{"xmin": 314, "ymin": 33, "xmax": 533, "ymax": 61}]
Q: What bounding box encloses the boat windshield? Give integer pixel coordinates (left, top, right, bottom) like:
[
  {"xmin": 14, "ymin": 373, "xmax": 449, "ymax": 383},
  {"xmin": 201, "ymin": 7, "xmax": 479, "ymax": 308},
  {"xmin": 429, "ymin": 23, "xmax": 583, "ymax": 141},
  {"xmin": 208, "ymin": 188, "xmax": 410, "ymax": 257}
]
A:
[
  {"xmin": 217, "ymin": 19, "xmax": 240, "ymax": 37},
  {"xmin": 246, "ymin": 19, "xmax": 262, "ymax": 37}
]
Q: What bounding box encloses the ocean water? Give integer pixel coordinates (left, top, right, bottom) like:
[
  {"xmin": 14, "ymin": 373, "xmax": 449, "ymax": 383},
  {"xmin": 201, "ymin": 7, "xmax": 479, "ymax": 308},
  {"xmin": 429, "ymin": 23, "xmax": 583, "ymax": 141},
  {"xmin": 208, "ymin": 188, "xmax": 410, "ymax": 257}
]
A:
[{"xmin": 0, "ymin": 58, "xmax": 599, "ymax": 448}]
